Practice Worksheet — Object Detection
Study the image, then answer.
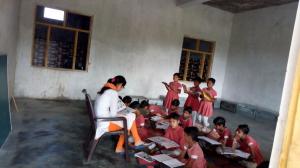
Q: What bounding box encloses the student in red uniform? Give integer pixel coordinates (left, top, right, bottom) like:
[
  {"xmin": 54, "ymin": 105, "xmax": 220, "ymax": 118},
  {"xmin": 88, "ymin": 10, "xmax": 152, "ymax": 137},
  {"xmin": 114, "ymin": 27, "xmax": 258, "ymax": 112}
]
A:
[
  {"xmin": 183, "ymin": 77, "xmax": 202, "ymax": 111},
  {"xmin": 233, "ymin": 124, "xmax": 264, "ymax": 168},
  {"xmin": 197, "ymin": 78, "xmax": 217, "ymax": 130},
  {"xmin": 184, "ymin": 127, "xmax": 206, "ymax": 168},
  {"xmin": 164, "ymin": 113, "xmax": 185, "ymax": 153},
  {"xmin": 129, "ymin": 101, "xmax": 149, "ymax": 141},
  {"xmin": 163, "ymin": 73, "xmax": 182, "ymax": 112},
  {"xmin": 168, "ymin": 99, "xmax": 180, "ymax": 115},
  {"xmin": 179, "ymin": 107, "xmax": 193, "ymax": 128},
  {"xmin": 208, "ymin": 116, "xmax": 233, "ymax": 147}
]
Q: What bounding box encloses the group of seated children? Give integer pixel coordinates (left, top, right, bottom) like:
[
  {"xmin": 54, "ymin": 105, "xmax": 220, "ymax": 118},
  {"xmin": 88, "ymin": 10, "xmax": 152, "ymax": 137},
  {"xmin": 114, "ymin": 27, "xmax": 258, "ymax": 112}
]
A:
[
  {"xmin": 119, "ymin": 72, "xmax": 264, "ymax": 168},
  {"xmin": 208, "ymin": 116, "xmax": 264, "ymax": 167}
]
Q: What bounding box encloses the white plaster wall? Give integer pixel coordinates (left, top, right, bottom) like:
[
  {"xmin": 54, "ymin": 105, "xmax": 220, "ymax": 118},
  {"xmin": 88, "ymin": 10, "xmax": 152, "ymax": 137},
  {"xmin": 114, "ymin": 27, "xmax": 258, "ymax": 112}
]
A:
[
  {"xmin": 14, "ymin": 0, "xmax": 233, "ymax": 100},
  {"xmin": 222, "ymin": 3, "xmax": 298, "ymax": 113},
  {"xmin": 0, "ymin": 0, "xmax": 20, "ymax": 98},
  {"xmin": 180, "ymin": 1, "xmax": 233, "ymax": 98}
]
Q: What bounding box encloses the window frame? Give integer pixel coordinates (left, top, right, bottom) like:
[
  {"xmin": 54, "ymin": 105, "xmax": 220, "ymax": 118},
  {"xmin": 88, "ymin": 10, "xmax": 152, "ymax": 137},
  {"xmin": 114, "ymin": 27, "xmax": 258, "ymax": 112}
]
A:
[
  {"xmin": 179, "ymin": 36, "xmax": 215, "ymax": 81},
  {"xmin": 31, "ymin": 5, "xmax": 93, "ymax": 72}
]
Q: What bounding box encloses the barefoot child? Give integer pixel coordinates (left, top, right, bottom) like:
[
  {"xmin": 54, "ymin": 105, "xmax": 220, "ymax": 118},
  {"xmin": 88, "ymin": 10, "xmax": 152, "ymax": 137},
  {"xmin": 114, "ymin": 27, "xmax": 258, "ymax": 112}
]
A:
[{"xmin": 163, "ymin": 73, "xmax": 182, "ymax": 112}]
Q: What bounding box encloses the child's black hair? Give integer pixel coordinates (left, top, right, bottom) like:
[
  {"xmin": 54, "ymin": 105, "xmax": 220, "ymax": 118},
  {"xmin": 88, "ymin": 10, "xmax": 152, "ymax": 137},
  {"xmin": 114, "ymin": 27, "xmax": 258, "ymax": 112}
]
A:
[
  {"xmin": 194, "ymin": 76, "xmax": 202, "ymax": 83},
  {"xmin": 98, "ymin": 75, "xmax": 127, "ymax": 94},
  {"xmin": 184, "ymin": 106, "xmax": 192, "ymax": 114},
  {"xmin": 140, "ymin": 100, "xmax": 149, "ymax": 108},
  {"xmin": 173, "ymin": 73, "xmax": 180, "ymax": 77},
  {"xmin": 122, "ymin": 96, "xmax": 132, "ymax": 104},
  {"xmin": 129, "ymin": 101, "xmax": 140, "ymax": 109},
  {"xmin": 213, "ymin": 116, "xmax": 226, "ymax": 126},
  {"xmin": 184, "ymin": 127, "xmax": 200, "ymax": 142},
  {"xmin": 208, "ymin": 78, "xmax": 216, "ymax": 84},
  {"xmin": 171, "ymin": 99, "xmax": 180, "ymax": 107},
  {"xmin": 238, "ymin": 124, "xmax": 250, "ymax": 134},
  {"xmin": 168, "ymin": 112, "xmax": 180, "ymax": 120}
]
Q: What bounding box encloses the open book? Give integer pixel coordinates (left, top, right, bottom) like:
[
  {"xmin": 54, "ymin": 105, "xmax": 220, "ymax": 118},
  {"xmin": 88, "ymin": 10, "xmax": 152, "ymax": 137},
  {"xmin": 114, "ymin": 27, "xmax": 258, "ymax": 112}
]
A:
[
  {"xmin": 218, "ymin": 147, "xmax": 250, "ymax": 159},
  {"xmin": 151, "ymin": 154, "xmax": 184, "ymax": 168},
  {"xmin": 156, "ymin": 121, "xmax": 169, "ymax": 130},
  {"xmin": 198, "ymin": 136, "xmax": 222, "ymax": 145},
  {"xmin": 151, "ymin": 115, "xmax": 163, "ymax": 121},
  {"xmin": 148, "ymin": 136, "xmax": 179, "ymax": 149},
  {"xmin": 134, "ymin": 151, "xmax": 155, "ymax": 163},
  {"xmin": 118, "ymin": 107, "xmax": 136, "ymax": 115}
]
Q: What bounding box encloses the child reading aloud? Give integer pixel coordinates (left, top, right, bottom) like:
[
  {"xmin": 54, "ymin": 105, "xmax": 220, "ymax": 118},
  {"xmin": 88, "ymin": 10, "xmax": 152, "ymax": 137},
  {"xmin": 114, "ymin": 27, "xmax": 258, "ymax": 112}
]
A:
[{"xmin": 163, "ymin": 73, "xmax": 182, "ymax": 112}]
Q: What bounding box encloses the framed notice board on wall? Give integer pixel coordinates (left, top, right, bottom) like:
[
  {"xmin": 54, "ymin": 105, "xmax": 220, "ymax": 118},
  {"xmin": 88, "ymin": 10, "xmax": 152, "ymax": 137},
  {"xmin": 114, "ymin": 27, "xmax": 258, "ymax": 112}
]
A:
[{"xmin": 0, "ymin": 55, "xmax": 11, "ymax": 148}]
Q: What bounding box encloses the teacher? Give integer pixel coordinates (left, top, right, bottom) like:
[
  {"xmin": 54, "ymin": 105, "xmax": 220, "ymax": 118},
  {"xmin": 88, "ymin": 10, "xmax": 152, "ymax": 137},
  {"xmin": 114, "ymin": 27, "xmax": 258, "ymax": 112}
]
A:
[{"xmin": 94, "ymin": 75, "xmax": 143, "ymax": 153}]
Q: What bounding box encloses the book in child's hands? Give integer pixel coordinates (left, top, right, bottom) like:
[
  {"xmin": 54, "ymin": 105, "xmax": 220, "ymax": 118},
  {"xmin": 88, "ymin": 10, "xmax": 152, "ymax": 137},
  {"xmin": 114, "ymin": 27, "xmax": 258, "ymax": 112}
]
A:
[
  {"xmin": 134, "ymin": 151, "xmax": 154, "ymax": 162},
  {"xmin": 151, "ymin": 154, "xmax": 184, "ymax": 168}
]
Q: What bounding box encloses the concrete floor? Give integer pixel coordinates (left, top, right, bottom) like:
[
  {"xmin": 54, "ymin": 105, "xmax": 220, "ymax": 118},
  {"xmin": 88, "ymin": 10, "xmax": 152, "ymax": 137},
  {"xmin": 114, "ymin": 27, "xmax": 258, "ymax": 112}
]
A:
[{"xmin": 0, "ymin": 98, "xmax": 276, "ymax": 168}]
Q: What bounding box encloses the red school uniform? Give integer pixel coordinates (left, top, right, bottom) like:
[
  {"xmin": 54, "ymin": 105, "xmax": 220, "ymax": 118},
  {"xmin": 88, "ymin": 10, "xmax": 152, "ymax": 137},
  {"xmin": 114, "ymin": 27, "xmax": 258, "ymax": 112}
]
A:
[
  {"xmin": 198, "ymin": 87, "xmax": 217, "ymax": 117},
  {"xmin": 163, "ymin": 81, "xmax": 182, "ymax": 110},
  {"xmin": 149, "ymin": 105, "xmax": 166, "ymax": 116},
  {"xmin": 187, "ymin": 143, "xmax": 206, "ymax": 168},
  {"xmin": 164, "ymin": 126, "xmax": 185, "ymax": 150},
  {"xmin": 135, "ymin": 115, "xmax": 149, "ymax": 140},
  {"xmin": 179, "ymin": 116, "xmax": 193, "ymax": 128},
  {"xmin": 184, "ymin": 86, "xmax": 201, "ymax": 111},
  {"xmin": 168, "ymin": 107, "xmax": 179, "ymax": 115},
  {"xmin": 237, "ymin": 135, "xmax": 264, "ymax": 165},
  {"xmin": 216, "ymin": 127, "xmax": 233, "ymax": 147}
]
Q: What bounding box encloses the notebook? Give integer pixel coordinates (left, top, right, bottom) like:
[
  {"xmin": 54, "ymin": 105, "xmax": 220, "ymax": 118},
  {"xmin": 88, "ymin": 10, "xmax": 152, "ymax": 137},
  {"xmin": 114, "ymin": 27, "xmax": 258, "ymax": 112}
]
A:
[
  {"xmin": 148, "ymin": 136, "xmax": 179, "ymax": 149},
  {"xmin": 198, "ymin": 136, "xmax": 222, "ymax": 145},
  {"xmin": 151, "ymin": 154, "xmax": 184, "ymax": 168},
  {"xmin": 134, "ymin": 151, "xmax": 155, "ymax": 162},
  {"xmin": 219, "ymin": 147, "xmax": 250, "ymax": 159}
]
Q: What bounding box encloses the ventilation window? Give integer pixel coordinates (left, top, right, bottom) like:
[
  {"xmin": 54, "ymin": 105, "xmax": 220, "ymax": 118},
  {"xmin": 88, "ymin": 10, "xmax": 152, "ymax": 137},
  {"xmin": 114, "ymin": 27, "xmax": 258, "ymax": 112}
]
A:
[{"xmin": 43, "ymin": 7, "xmax": 65, "ymax": 21}]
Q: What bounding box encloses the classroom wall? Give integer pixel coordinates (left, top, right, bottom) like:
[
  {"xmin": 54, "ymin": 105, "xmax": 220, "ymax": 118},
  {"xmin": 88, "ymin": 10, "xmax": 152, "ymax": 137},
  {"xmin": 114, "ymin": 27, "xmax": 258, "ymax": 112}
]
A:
[
  {"xmin": 222, "ymin": 2, "xmax": 298, "ymax": 113},
  {"xmin": 0, "ymin": 0, "xmax": 20, "ymax": 98},
  {"xmin": 14, "ymin": 0, "xmax": 233, "ymax": 100}
]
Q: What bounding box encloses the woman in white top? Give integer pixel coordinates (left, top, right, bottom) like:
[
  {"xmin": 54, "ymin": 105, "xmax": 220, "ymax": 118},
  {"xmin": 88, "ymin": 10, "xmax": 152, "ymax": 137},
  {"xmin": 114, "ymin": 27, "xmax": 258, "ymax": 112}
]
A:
[{"xmin": 94, "ymin": 75, "xmax": 143, "ymax": 153}]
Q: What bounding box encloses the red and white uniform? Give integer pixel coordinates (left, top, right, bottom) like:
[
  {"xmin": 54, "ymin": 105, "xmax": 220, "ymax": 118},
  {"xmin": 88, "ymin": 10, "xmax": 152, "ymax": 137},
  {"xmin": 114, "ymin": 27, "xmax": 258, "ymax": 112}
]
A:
[
  {"xmin": 198, "ymin": 87, "xmax": 217, "ymax": 117},
  {"xmin": 163, "ymin": 81, "xmax": 182, "ymax": 110},
  {"xmin": 187, "ymin": 143, "xmax": 207, "ymax": 168},
  {"xmin": 184, "ymin": 86, "xmax": 201, "ymax": 111},
  {"xmin": 179, "ymin": 116, "xmax": 193, "ymax": 128},
  {"xmin": 164, "ymin": 126, "xmax": 185, "ymax": 150},
  {"xmin": 237, "ymin": 135, "xmax": 264, "ymax": 165}
]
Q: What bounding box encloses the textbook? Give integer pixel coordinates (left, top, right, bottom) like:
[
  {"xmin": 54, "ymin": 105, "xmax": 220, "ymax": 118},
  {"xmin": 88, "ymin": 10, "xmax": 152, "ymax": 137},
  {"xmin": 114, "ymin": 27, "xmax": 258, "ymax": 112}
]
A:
[
  {"xmin": 218, "ymin": 147, "xmax": 250, "ymax": 159},
  {"xmin": 156, "ymin": 121, "xmax": 169, "ymax": 130},
  {"xmin": 118, "ymin": 107, "xmax": 135, "ymax": 115},
  {"xmin": 134, "ymin": 151, "xmax": 154, "ymax": 163},
  {"xmin": 148, "ymin": 136, "xmax": 179, "ymax": 149},
  {"xmin": 198, "ymin": 136, "xmax": 222, "ymax": 145},
  {"xmin": 151, "ymin": 116, "xmax": 162, "ymax": 121},
  {"xmin": 151, "ymin": 154, "xmax": 184, "ymax": 168}
]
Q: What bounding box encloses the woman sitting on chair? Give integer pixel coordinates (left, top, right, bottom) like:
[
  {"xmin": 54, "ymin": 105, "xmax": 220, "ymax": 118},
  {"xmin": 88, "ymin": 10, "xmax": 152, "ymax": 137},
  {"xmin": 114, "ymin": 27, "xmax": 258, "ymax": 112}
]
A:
[{"xmin": 94, "ymin": 75, "xmax": 144, "ymax": 153}]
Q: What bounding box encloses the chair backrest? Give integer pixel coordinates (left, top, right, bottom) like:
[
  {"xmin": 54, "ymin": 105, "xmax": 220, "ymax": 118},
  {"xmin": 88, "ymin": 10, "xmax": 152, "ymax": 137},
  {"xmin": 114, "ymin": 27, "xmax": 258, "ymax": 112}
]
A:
[{"xmin": 83, "ymin": 90, "xmax": 97, "ymax": 132}]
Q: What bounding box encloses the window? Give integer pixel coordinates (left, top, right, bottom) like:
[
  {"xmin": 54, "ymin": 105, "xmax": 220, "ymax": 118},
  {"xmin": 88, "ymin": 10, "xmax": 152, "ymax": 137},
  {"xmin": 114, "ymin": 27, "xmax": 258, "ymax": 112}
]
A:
[
  {"xmin": 32, "ymin": 5, "xmax": 92, "ymax": 71},
  {"xmin": 178, "ymin": 37, "xmax": 215, "ymax": 81}
]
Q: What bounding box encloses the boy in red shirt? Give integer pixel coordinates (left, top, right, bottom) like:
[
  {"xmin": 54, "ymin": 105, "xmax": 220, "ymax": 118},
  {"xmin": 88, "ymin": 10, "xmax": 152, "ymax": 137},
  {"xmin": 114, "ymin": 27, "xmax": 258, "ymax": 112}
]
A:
[
  {"xmin": 233, "ymin": 124, "xmax": 264, "ymax": 167},
  {"xmin": 208, "ymin": 116, "xmax": 233, "ymax": 147},
  {"xmin": 164, "ymin": 113, "xmax": 185, "ymax": 155},
  {"xmin": 179, "ymin": 107, "xmax": 193, "ymax": 128}
]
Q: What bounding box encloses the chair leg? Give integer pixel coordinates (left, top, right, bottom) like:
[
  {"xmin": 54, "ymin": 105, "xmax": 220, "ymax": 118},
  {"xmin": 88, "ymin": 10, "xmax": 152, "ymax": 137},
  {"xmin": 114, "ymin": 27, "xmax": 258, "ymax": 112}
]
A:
[
  {"xmin": 86, "ymin": 139, "xmax": 100, "ymax": 163},
  {"xmin": 124, "ymin": 129, "xmax": 130, "ymax": 161}
]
